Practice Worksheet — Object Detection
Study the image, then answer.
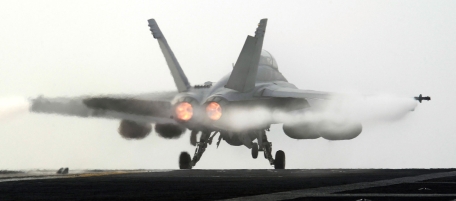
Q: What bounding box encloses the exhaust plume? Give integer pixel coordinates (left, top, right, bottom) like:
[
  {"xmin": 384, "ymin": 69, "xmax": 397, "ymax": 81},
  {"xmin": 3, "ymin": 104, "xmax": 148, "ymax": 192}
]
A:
[{"xmin": 0, "ymin": 96, "xmax": 30, "ymax": 120}]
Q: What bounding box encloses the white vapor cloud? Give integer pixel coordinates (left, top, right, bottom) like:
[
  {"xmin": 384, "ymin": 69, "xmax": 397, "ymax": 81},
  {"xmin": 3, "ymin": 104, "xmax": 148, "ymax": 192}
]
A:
[
  {"xmin": 225, "ymin": 93, "xmax": 417, "ymax": 131},
  {"xmin": 0, "ymin": 97, "xmax": 30, "ymax": 120}
]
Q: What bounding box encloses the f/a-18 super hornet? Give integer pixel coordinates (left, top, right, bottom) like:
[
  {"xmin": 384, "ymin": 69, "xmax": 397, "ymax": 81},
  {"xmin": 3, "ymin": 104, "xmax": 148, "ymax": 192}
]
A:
[{"xmin": 30, "ymin": 18, "xmax": 430, "ymax": 169}]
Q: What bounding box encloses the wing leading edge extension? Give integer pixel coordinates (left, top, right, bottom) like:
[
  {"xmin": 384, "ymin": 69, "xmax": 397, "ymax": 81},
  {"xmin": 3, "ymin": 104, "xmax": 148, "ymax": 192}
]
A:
[{"xmin": 225, "ymin": 19, "xmax": 268, "ymax": 93}]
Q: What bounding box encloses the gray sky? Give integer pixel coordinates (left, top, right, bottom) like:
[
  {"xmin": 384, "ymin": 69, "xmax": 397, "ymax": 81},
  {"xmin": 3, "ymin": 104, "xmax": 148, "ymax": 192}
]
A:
[{"xmin": 0, "ymin": 0, "xmax": 455, "ymax": 169}]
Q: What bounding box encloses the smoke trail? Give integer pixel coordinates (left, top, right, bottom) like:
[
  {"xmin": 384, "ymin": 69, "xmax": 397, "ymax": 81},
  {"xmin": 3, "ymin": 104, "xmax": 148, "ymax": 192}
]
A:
[{"xmin": 0, "ymin": 96, "xmax": 30, "ymax": 120}]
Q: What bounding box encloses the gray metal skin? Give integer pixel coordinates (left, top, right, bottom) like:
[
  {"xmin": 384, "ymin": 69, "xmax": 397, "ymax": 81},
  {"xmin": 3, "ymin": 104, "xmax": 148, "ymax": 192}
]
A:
[
  {"xmin": 148, "ymin": 19, "xmax": 191, "ymax": 93},
  {"xmin": 29, "ymin": 18, "xmax": 429, "ymax": 169},
  {"xmin": 162, "ymin": 19, "xmax": 308, "ymax": 132}
]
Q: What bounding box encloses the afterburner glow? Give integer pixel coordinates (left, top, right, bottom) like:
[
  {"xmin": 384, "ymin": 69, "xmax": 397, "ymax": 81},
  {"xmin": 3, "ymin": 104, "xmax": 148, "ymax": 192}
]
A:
[
  {"xmin": 175, "ymin": 102, "xmax": 193, "ymax": 121},
  {"xmin": 206, "ymin": 102, "xmax": 222, "ymax": 120}
]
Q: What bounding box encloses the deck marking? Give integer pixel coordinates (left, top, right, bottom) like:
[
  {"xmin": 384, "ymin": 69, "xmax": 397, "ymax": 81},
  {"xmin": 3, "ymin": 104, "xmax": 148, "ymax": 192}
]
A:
[
  {"xmin": 0, "ymin": 170, "xmax": 160, "ymax": 183},
  {"xmin": 222, "ymin": 170, "xmax": 456, "ymax": 201}
]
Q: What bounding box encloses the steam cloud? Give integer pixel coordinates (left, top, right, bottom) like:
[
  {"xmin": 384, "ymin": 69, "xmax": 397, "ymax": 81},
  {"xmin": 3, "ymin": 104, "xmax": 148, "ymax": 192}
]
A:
[
  {"xmin": 226, "ymin": 93, "xmax": 418, "ymax": 131},
  {"xmin": 0, "ymin": 96, "xmax": 30, "ymax": 120}
]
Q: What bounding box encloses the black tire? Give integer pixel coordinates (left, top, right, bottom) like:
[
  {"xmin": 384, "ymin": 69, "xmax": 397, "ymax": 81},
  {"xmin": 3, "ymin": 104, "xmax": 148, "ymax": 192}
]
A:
[
  {"xmin": 251, "ymin": 143, "xmax": 259, "ymax": 159},
  {"xmin": 179, "ymin": 152, "xmax": 192, "ymax": 169},
  {"xmin": 274, "ymin": 150, "xmax": 286, "ymax": 169}
]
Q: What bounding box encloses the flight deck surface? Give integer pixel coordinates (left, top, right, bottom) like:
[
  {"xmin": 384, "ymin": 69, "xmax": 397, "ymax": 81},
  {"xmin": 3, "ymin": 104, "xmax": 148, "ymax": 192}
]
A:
[{"xmin": 0, "ymin": 169, "xmax": 456, "ymax": 200}]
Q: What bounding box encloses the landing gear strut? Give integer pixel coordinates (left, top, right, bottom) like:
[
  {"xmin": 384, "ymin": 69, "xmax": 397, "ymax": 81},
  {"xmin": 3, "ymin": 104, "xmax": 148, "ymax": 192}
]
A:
[
  {"xmin": 189, "ymin": 130, "xmax": 198, "ymax": 146},
  {"xmin": 191, "ymin": 131, "xmax": 211, "ymax": 166},
  {"xmin": 258, "ymin": 130, "xmax": 286, "ymax": 169},
  {"xmin": 258, "ymin": 130, "xmax": 274, "ymax": 165},
  {"xmin": 179, "ymin": 131, "xmax": 216, "ymax": 169},
  {"xmin": 179, "ymin": 129, "xmax": 286, "ymax": 169}
]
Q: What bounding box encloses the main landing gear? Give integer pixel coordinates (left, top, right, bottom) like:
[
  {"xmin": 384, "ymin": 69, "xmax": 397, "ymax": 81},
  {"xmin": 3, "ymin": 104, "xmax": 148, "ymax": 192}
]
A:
[
  {"xmin": 251, "ymin": 142, "xmax": 259, "ymax": 159},
  {"xmin": 179, "ymin": 131, "xmax": 213, "ymax": 169},
  {"xmin": 179, "ymin": 152, "xmax": 192, "ymax": 169},
  {"xmin": 179, "ymin": 129, "xmax": 286, "ymax": 169},
  {"xmin": 256, "ymin": 130, "xmax": 286, "ymax": 169}
]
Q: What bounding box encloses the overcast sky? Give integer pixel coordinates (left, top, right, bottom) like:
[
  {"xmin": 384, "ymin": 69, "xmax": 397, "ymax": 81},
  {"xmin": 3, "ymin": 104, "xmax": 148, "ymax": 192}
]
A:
[{"xmin": 0, "ymin": 0, "xmax": 455, "ymax": 170}]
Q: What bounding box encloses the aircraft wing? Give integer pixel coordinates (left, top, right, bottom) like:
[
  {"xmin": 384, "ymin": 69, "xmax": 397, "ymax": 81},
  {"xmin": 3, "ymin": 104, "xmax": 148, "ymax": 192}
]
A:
[{"xmin": 30, "ymin": 91, "xmax": 177, "ymax": 124}]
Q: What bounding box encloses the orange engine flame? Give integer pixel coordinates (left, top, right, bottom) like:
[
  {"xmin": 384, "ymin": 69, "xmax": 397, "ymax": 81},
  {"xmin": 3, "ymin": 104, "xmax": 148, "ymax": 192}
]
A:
[
  {"xmin": 175, "ymin": 102, "xmax": 193, "ymax": 121},
  {"xmin": 206, "ymin": 102, "xmax": 222, "ymax": 120}
]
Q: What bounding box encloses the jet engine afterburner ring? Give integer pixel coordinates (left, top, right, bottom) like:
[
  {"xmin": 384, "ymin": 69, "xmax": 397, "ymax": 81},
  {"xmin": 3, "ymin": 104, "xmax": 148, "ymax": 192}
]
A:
[
  {"xmin": 206, "ymin": 102, "xmax": 222, "ymax": 120},
  {"xmin": 172, "ymin": 97, "xmax": 200, "ymax": 123},
  {"xmin": 175, "ymin": 102, "xmax": 193, "ymax": 121},
  {"xmin": 204, "ymin": 96, "xmax": 228, "ymax": 122}
]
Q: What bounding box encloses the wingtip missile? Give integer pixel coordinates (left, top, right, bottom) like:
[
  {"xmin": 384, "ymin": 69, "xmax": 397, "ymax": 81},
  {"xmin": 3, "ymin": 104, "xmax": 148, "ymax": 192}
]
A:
[{"xmin": 414, "ymin": 94, "xmax": 431, "ymax": 103}]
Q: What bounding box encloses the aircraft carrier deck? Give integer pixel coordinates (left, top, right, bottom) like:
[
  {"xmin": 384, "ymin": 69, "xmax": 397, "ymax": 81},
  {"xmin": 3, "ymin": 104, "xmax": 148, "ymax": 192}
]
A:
[{"xmin": 1, "ymin": 169, "xmax": 456, "ymax": 200}]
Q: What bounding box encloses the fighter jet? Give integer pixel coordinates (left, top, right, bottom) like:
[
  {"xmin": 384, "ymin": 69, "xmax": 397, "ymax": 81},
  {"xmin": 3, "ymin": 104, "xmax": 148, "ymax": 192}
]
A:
[{"xmin": 30, "ymin": 19, "xmax": 430, "ymax": 169}]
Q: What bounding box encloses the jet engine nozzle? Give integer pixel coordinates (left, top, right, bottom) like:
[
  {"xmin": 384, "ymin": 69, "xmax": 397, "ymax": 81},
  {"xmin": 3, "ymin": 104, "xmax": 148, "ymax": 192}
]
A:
[
  {"xmin": 171, "ymin": 97, "xmax": 202, "ymax": 128},
  {"xmin": 203, "ymin": 96, "xmax": 229, "ymax": 123},
  {"xmin": 206, "ymin": 102, "xmax": 222, "ymax": 121},
  {"xmin": 175, "ymin": 102, "xmax": 193, "ymax": 121},
  {"xmin": 414, "ymin": 94, "xmax": 431, "ymax": 103}
]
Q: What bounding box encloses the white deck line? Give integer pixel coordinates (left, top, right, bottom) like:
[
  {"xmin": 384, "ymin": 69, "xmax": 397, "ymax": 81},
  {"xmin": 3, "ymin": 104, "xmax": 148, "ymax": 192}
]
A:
[
  {"xmin": 0, "ymin": 169, "xmax": 171, "ymax": 183},
  {"xmin": 0, "ymin": 175, "xmax": 71, "ymax": 183}
]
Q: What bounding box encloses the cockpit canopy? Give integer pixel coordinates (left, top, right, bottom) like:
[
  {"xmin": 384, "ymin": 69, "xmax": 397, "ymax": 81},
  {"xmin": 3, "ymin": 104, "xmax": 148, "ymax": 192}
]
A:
[
  {"xmin": 259, "ymin": 50, "xmax": 278, "ymax": 69},
  {"xmin": 256, "ymin": 50, "xmax": 287, "ymax": 82}
]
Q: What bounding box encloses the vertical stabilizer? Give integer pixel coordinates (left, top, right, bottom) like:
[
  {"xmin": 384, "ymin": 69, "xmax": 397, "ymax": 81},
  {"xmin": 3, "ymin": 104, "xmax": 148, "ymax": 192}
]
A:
[
  {"xmin": 225, "ymin": 19, "xmax": 267, "ymax": 92},
  {"xmin": 148, "ymin": 19, "xmax": 191, "ymax": 93}
]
